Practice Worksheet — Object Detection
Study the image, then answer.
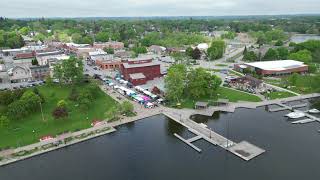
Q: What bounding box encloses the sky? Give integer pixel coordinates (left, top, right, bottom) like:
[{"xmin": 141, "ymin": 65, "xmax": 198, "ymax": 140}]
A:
[{"xmin": 0, "ymin": 0, "xmax": 320, "ymax": 18}]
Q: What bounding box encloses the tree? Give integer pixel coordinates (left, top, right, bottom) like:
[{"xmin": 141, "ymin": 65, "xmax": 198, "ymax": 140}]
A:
[
  {"xmin": 57, "ymin": 100, "xmax": 67, "ymax": 109},
  {"xmin": 275, "ymin": 40, "xmax": 284, "ymax": 46},
  {"xmin": 263, "ymin": 48, "xmax": 279, "ymax": 61},
  {"xmin": 103, "ymin": 47, "xmax": 114, "ymax": 54},
  {"xmin": 0, "ymin": 115, "xmax": 10, "ymax": 128},
  {"xmin": 243, "ymin": 51, "xmax": 257, "ymax": 61},
  {"xmin": 45, "ymin": 76, "xmax": 53, "ymax": 86},
  {"xmin": 192, "ymin": 47, "xmax": 201, "ymax": 59},
  {"xmin": 288, "ymin": 73, "xmax": 299, "ymax": 86},
  {"xmin": 164, "ymin": 64, "xmax": 187, "ymax": 103},
  {"xmin": 7, "ymin": 91, "xmax": 41, "ymax": 120},
  {"xmin": 207, "ymin": 40, "xmax": 226, "ymax": 60},
  {"xmin": 119, "ymin": 101, "xmax": 134, "ymax": 115},
  {"xmin": 186, "ymin": 47, "xmax": 193, "ymax": 57},
  {"xmin": 105, "ymin": 106, "xmax": 120, "ymax": 121},
  {"xmin": 53, "ymin": 56, "xmax": 84, "ymax": 84},
  {"xmin": 96, "ymin": 32, "xmax": 109, "ymax": 42},
  {"xmin": 31, "ymin": 58, "xmax": 39, "ymax": 66},
  {"xmin": 277, "ymin": 47, "xmax": 289, "ymax": 60},
  {"xmin": 288, "ymin": 50, "xmax": 312, "ymax": 63},
  {"xmin": 187, "ymin": 68, "xmax": 221, "ymax": 99},
  {"xmin": 132, "ymin": 46, "xmax": 147, "ymax": 55},
  {"xmin": 52, "ymin": 107, "xmax": 68, "ymax": 120}
]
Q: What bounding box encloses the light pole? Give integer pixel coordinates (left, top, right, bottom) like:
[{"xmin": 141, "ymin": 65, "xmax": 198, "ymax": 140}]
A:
[{"xmin": 39, "ymin": 101, "xmax": 45, "ymax": 123}]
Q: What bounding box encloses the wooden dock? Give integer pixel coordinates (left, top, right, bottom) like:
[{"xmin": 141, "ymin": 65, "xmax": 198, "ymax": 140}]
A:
[
  {"xmin": 269, "ymin": 103, "xmax": 308, "ymax": 112},
  {"xmin": 164, "ymin": 112, "xmax": 265, "ymax": 161},
  {"xmin": 174, "ymin": 133, "xmax": 202, "ymax": 153}
]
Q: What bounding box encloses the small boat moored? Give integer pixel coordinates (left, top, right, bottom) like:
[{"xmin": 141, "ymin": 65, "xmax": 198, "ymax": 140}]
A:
[
  {"xmin": 308, "ymin": 109, "xmax": 320, "ymax": 114},
  {"xmin": 285, "ymin": 112, "xmax": 306, "ymax": 119}
]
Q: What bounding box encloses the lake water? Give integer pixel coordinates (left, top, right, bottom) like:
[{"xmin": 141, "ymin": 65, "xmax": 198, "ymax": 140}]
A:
[
  {"xmin": 1, "ymin": 100, "xmax": 320, "ymax": 180},
  {"xmin": 290, "ymin": 34, "xmax": 320, "ymax": 43}
]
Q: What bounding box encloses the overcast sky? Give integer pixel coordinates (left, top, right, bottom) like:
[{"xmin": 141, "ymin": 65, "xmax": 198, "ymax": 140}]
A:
[{"xmin": 1, "ymin": 0, "xmax": 320, "ymax": 18}]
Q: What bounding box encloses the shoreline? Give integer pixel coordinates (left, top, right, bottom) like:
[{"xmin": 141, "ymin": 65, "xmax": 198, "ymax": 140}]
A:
[{"xmin": 0, "ymin": 93, "xmax": 319, "ymax": 167}]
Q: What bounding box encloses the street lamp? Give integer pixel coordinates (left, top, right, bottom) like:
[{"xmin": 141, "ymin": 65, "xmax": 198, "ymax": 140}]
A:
[{"xmin": 39, "ymin": 101, "xmax": 45, "ymax": 123}]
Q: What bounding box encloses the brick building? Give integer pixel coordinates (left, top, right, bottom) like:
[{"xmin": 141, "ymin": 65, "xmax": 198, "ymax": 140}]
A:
[{"xmin": 120, "ymin": 57, "xmax": 161, "ymax": 85}]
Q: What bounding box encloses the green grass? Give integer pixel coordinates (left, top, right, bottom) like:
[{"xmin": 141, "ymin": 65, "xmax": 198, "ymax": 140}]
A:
[
  {"xmin": 179, "ymin": 87, "xmax": 262, "ymax": 109},
  {"xmin": 269, "ymin": 75, "xmax": 319, "ymax": 94},
  {"xmin": 263, "ymin": 91, "xmax": 297, "ymax": 100},
  {"xmin": 0, "ymin": 84, "xmax": 117, "ymax": 149},
  {"xmin": 215, "ymin": 63, "xmax": 228, "ymax": 67}
]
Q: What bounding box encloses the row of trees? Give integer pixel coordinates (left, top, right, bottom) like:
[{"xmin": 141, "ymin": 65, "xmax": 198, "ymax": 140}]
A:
[
  {"xmin": 165, "ymin": 64, "xmax": 222, "ymax": 103},
  {"xmin": 207, "ymin": 40, "xmax": 226, "ymax": 60},
  {"xmin": 0, "ymin": 30, "xmax": 25, "ymax": 48}
]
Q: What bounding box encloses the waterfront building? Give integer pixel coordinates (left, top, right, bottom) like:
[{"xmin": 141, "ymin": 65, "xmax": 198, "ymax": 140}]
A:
[{"xmin": 234, "ymin": 60, "xmax": 309, "ymax": 76}]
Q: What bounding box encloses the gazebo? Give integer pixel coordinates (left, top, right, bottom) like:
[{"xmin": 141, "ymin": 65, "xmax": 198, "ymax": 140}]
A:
[{"xmin": 195, "ymin": 101, "xmax": 209, "ymax": 109}]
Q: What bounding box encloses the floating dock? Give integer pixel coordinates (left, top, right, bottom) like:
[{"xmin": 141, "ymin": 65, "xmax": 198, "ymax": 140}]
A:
[
  {"xmin": 269, "ymin": 103, "xmax": 308, "ymax": 112},
  {"xmin": 174, "ymin": 133, "xmax": 202, "ymax": 153},
  {"xmin": 164, "ymin": 112, "xmax": 265, "ymax": 161}
]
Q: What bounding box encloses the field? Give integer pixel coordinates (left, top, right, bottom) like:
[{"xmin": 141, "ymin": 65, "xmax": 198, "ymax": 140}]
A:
[
  {"xmin": 263, "ymin": 91, "xmax": 297, "ymax": 100},
  {"xmin": 0, "ymin": 84, "xmax": 117, "ymax": 149},
  {"xmin": 180, "ymin": 87, "xmax": 262, "ymax": 109}
]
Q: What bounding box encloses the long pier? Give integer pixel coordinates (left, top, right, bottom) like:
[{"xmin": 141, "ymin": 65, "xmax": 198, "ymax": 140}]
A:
[{"xmin": 164, "ymin": 111, "xmax": 265, "ymax": 161}]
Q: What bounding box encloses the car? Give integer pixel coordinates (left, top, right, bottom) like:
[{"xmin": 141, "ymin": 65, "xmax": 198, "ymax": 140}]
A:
[{"xmin": 93, "ymin": 67, "xmax": 98, "ymax": 70}]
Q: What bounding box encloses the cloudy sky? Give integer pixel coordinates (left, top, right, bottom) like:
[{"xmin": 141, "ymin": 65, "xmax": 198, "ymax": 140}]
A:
[{"xmin": 1, "ymin": 0, "xmax": 320, "ymax": 18}]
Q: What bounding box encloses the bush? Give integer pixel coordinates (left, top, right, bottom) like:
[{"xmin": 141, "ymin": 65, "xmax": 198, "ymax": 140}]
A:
[{"xmin": 52, "ymin": 107, "xmax": 68, "ymax": 120}]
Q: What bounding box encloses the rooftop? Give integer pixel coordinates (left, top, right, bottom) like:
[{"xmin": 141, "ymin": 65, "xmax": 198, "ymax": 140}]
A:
[
  {"xmin": 129, "ymin": 73, "xmax": 146, "ymax": 80},
  {"xmin": 123, "ymin": 61, "xmax": 160, "ymax": 69},
  {"xmin": 244, "ymin": 60, "xmax": 307, "ymax": 71}
]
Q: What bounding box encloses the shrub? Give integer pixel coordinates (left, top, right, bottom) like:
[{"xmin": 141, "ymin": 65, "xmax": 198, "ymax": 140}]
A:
[{"xmin": 52, "ymin": 107, "xmax": 68, "ymax": 120}]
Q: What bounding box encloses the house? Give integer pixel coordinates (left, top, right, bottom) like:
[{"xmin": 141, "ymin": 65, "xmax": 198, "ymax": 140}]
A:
[
  {"xmin": 120, "ymin": 57, "xmax": 161, "ymax": 86},
  {"xmin": 7, "ymin": 65, "xmax": 32, "ymax": 83}
]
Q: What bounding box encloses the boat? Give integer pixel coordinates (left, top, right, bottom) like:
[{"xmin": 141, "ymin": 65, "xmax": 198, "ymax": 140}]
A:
[
  {"xmin": 308, "ymin": 109, "xmax": 320, "ymax": 114},
  {"xmin": 285, "ymin": 112, "xmax": 305, "ymax": 119}
]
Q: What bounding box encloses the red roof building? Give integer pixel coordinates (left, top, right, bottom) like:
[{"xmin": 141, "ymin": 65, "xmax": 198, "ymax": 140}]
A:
[{"xmin": 120, "ymin": 58, "xmax": 161, "ymax": 85}]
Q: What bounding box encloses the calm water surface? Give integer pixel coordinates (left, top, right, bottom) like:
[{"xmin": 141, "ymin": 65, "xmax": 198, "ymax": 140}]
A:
[{"xmin": 1, "ymin": 100, "xmax": 320, "ymax": 180}]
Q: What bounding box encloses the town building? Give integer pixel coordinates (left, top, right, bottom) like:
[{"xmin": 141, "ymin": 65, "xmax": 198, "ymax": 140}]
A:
[
  {"xmin": 0, "ymin": 64, "xmax": 9, "ymax": 84},
  {"xmin": 30, "ymin": 65, "xmax": 50, "ymax": 81},
  {"xmin": 114, "ymin": 50, "xmax": 132, "ymax": 60},
  {"xmin": 120, "ymin": 57, "xmax": 161, "ymax": 85},
  {"xmin": 7, "ymin": 65, "xmax": 32, "ymax": 83},
  {"xmin": 148, "ymin": 45, "xmax": 166, "ymax": 55},
  {"xmin": 93, "ymin": 41, "xmax": 124, "ymax": 50},
  {"xmin": 234, "ymin": 60, "xmax": 309, "ymax": 76},
  {"xmin": 95, "ymin": 55, "xmax": 122, "ymax": 70}
]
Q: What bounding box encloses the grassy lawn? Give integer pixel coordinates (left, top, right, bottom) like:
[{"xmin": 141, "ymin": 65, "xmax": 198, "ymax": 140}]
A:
[
  {"xmin": 0, "ymin": 84, "xmax": 117, "ymax": 149},
  {"xmin": 179, "ymin": 87, "xmax": 262, "ymax": 109},
  {"xmin": 215, "ymin": 63, "xmax": 228, "ymax": 67},
  {"xmin": 263, "ymin": 91, "xmax": 297, "ymax": 100},
  {"xmin": 268, "ymin": 75, "xmax": 318, "ymax": 94}
]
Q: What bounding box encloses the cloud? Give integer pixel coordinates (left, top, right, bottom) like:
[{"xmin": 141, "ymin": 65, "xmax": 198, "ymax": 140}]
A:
[{"xmin": 0, "ymin": 0, "xmax": 319, "ymax": 18}]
